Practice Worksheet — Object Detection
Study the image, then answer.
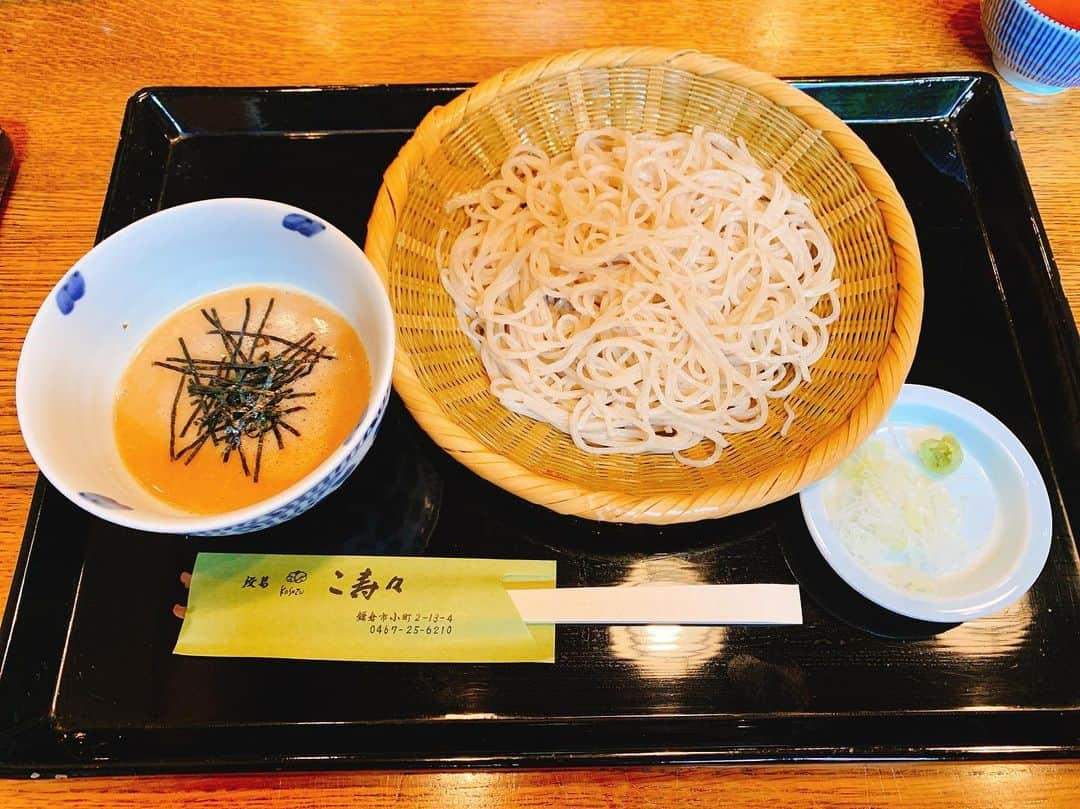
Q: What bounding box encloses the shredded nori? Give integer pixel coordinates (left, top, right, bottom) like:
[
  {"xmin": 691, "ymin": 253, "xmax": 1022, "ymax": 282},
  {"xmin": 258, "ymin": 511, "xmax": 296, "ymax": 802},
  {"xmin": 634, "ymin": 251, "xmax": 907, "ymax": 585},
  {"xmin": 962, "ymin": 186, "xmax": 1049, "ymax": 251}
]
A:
[{"xmin": 152, "ymin": 297, "xmax": 333, "ymax": 483}]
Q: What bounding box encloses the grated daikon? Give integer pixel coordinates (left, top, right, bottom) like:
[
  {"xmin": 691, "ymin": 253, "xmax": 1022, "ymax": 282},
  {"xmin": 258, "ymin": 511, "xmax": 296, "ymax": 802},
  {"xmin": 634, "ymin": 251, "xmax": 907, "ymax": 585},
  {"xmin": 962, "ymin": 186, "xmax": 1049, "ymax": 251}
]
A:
[{"xmin": 825, "ymin": 436, "xmax": 967, "ymax": 580}]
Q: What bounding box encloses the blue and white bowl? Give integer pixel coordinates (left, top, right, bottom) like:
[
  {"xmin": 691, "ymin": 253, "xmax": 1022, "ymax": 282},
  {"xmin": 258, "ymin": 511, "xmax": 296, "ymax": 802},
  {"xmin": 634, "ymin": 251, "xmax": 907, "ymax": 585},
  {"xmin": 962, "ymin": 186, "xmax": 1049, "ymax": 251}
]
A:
[
  {"xmin": 982, "ymin": 0, "xmax": 1080, "ymax": 94},
  {"xmin": 16, "ymin": 198, "xmax": 395, "ymax": 535}
]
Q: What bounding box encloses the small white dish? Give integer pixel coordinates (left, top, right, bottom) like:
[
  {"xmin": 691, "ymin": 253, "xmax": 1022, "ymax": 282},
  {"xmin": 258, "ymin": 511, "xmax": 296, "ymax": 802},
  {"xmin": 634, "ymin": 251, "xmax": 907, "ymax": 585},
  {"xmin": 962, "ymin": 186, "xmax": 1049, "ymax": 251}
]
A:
[
  {"xmin": 16, "ymin": 198, "xmax": 395, "ymax": 535},
  {"xmin": 799, "ymin": 384, "xmax": 1052, "ymax": 623}
]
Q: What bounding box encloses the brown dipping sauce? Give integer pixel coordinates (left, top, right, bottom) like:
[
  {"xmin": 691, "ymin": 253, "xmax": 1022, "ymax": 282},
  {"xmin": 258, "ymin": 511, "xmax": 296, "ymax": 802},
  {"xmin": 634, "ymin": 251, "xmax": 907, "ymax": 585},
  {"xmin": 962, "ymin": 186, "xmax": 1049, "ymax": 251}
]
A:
[{"xmin": 114, "ymin": 285, "xmax": 370, "ymax": 514}]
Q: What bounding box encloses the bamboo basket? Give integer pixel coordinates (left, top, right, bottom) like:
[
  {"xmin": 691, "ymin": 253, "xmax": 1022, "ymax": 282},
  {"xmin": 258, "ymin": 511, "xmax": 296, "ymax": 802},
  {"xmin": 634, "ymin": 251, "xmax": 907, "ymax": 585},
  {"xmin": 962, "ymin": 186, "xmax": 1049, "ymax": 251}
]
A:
[{"xmin": 364, "ymin": 47, "xmax": 923, "ymax": 524}]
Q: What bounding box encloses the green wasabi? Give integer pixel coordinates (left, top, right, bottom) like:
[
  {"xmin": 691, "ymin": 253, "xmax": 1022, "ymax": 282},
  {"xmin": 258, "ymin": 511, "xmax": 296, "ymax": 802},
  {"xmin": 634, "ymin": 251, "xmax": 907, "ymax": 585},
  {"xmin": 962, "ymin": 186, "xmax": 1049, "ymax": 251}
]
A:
[{"xmin": 917, "ymin": 433, "xmax": 963, "ymax": 475}]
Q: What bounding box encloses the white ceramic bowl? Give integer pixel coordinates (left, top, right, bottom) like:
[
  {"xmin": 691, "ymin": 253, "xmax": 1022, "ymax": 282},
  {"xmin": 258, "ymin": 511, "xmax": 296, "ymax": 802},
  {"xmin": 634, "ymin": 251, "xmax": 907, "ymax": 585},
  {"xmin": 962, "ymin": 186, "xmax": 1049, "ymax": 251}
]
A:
[
  {"xmin": 800, "ymin": 384, "xmax": 1052, "ymax": 623},
  {"xmin": 16, "ymin": 198, "xmax": 395, "ymax": 535}
]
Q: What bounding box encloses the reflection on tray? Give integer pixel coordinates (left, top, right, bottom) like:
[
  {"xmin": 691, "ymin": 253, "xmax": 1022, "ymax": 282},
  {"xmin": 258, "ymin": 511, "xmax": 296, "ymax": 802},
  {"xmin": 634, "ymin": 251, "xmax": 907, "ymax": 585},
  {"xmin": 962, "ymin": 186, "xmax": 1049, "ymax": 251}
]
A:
[{"xmin": 608, "ymin": 558, "xmax": 727, "ymax": 678}]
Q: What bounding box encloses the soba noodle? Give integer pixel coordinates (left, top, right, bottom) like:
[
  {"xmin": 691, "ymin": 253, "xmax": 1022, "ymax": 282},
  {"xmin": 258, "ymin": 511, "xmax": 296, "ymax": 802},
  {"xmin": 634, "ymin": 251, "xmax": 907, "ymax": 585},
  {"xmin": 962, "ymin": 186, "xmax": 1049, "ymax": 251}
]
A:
[{"xmin": 438, "ymin": 126, "xmax": 839, "ymax": 467}]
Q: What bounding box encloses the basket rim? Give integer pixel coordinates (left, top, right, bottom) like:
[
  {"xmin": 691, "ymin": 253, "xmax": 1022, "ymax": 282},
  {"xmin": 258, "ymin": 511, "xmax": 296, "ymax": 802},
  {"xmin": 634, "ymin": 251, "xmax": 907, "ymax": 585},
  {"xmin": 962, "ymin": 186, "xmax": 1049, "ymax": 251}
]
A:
[{"xmin": 363, "ymin": 46, "xmax": 924, "ymax": 524}]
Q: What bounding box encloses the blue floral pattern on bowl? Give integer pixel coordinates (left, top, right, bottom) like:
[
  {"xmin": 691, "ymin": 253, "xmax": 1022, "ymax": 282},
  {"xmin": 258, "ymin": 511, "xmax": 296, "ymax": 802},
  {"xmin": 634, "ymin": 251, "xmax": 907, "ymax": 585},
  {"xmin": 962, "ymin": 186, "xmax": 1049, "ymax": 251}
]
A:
[
  {"xmin": 191, "ymin": 388, "xmax": 391, "ymax": 536},
  {"xmin": 282, "ymin": 213, "xmax": 327, "ymax": 237},
  {"xmin": 79, "ymin": 491, "xmax": 132, "ymax": 510},
  {"xmin": 56, "ymin": 271, "xmax": 86, "ymax": 315}
]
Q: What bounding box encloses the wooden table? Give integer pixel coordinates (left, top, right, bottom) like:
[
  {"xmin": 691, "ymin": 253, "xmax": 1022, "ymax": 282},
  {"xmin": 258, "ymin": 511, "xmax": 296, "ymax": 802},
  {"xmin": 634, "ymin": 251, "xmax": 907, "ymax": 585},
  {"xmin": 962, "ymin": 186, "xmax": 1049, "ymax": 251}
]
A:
[{"xmin": 1, "ymin": 1, "xmax": 1078, "ymax": 805}]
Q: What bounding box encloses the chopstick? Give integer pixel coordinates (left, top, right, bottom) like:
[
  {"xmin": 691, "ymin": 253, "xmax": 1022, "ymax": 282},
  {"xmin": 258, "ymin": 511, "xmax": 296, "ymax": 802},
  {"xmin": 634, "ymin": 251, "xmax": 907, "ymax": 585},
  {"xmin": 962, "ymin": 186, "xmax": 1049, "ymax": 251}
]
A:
[{"xmin": 508, "ymin": 584, "xmax": 802, "ymax": 625}]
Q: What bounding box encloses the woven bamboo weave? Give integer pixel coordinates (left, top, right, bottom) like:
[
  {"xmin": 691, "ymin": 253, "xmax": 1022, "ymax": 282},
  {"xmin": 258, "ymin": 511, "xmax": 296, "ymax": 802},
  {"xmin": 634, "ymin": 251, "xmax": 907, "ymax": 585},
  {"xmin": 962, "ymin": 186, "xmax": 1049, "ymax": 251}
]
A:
[{"xmin": 365, "ymin": 47, "xmax": 923, "ymax": 524}]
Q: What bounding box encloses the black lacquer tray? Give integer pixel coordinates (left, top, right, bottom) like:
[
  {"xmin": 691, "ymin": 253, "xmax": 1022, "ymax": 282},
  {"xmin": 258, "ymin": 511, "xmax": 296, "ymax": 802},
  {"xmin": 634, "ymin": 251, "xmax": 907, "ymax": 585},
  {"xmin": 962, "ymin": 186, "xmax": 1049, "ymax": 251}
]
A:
[{"xmin": 1, "ymin": 74, "xmax": 1079, "ymax": 777}]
